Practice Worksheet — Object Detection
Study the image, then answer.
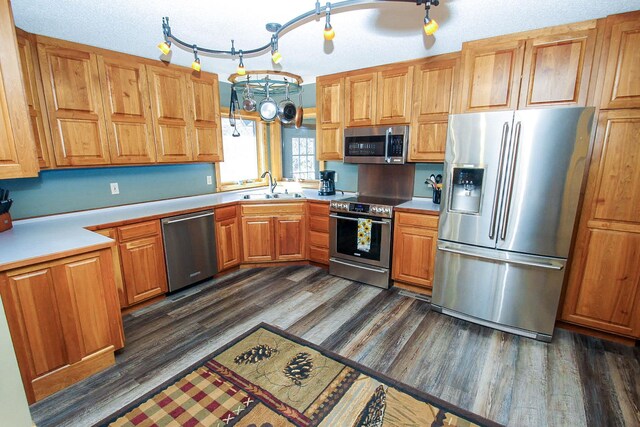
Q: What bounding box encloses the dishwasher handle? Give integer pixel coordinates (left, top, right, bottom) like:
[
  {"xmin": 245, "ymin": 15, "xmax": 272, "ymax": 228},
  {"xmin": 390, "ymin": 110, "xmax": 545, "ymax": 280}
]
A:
[{"xmin": 163, "ymin": 211, "xmax": 214, "ymax": 224}]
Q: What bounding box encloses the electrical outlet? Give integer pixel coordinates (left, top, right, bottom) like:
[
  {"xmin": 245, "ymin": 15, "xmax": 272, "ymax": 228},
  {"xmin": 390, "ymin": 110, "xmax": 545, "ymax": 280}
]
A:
[
  {"xmin": 110, "ymin": 182, "xmax": 120, "ymax": 195},
  {"xmin": 334, "ymin": 172, "xmax": 339, "ymax": 183},
  {"xmin": 206, "ymin": 175, "xmax": 213, "ymax": 185}
]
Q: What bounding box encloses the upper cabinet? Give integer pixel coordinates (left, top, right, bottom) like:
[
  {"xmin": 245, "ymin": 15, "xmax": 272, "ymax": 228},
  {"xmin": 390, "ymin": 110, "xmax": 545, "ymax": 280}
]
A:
[
  {"xmin": 599, "ymin": 11, "xmax": 640, "ymax": 110},
  {"xmin": 188, "ymin": 72, "xmax": 223, "ymax": 162},
  {"xmin": 458, "ymin": 21, "xmax": 599, "ymax": 113},
  {"xmin": 37, "ymin": 42, "xmax": 111, "ymax": 166},
  {"xmin": 316, "ymin": 75, "xmax": 344, "ymax": 161},
  {"xmin": 98, "ymin": 56, "xmax": 156, "ymax": 164},
  {"xmin": 345, "ymin": 72, "xmax": 377, "ymax": 127},
  {"xmin": 409, "ymin": 53, "xmax": 459, "ymax": 162},
  {"xmin": 0, "ymin": 0, "xmax": 39, "ymax": 179}
]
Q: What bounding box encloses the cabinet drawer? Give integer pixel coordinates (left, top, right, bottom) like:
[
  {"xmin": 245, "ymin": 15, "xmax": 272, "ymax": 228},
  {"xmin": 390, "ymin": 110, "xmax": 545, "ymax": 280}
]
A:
[
  {"xmin": 308, "ymin": 201, "xmax": 329, "ymax": 216},
  {"xmin": 215, "ymin": 205, "xmax": 237, "ymax": 222},
  {"xmin": 309, "ymin": 230, "xmax": 329, "ymax": 248},
  {"xmin": 309, "ymin": 215, "xmax": 329, "ymax": 233},
  {"xmin": 117, "ymin": 220, "xmax": 160, "ymax": 242},
  {"xmin": 241, "ymin": 202, "xmax": 304, "ymax": 216},
  {"xmin": 395, "ymin": 212, "xmax": 438, "ymax": 229}
]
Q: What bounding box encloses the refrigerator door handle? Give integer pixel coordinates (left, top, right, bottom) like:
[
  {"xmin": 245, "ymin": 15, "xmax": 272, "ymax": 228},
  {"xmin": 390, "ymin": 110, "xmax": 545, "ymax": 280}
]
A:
[
  {"xmin": 437, "ymin": 243, "xmax": 564, "ymax": 270},
  {"xmin": 500, "ymin": 121, "xmax": 522, "ymax": 240},
  {"xmin": 489, "ymin": 122, "xmax": 510, "ymax": 239}
]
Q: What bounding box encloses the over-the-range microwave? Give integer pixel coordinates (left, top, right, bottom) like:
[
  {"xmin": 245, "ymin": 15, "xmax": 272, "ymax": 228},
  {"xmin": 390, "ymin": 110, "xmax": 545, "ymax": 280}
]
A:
[{"xmin": 343, "ymin": 126, "xmax": 409, "ymax": 164}]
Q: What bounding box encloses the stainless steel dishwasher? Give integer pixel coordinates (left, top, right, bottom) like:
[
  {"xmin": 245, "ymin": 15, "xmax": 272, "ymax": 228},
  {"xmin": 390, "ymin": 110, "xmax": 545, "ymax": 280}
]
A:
[{"xmin": 161, "ymin": 210, "xmax": 217, "ymax": 292}]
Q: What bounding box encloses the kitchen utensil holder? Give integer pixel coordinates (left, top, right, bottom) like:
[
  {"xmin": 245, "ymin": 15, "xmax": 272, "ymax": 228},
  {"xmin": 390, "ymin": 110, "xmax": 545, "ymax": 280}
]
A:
[
  {"xmin": 432, "ymin": 188, "xmax": 441, "ymax": 204},
  {"xmin": 0, "ymin": 212, "xmax": 12, "ymax": 232}
]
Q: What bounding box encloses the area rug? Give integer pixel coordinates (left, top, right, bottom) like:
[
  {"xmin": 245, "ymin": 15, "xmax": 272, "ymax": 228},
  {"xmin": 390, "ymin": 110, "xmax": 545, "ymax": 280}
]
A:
[{"xmin": 97, "ymin": 323, "xmax": 501, "ymax": 427}]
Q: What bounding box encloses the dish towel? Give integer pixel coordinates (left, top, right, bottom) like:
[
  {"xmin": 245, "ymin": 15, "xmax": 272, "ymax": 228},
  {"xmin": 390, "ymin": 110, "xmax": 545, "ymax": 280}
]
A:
[{"xmin": 357, "ymin": 218, "xmax": 372, "ymax": 252}]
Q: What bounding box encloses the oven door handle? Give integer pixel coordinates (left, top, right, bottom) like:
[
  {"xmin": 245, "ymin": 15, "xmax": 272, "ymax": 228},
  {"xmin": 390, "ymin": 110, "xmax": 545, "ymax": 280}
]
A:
[
  {"xmin": 329, "ymin": 214, "xmax": 391, "ymax": 225},
  {"xmin": 330, "ymin": 258, "xmax": 388, "ymax": 273}
]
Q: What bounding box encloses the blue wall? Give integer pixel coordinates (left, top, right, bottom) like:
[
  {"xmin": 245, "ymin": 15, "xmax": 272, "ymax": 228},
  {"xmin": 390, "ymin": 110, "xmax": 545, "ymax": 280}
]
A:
[{"xmin": 0, "ymin": 164, "xmax": 216, "ymax": 219}]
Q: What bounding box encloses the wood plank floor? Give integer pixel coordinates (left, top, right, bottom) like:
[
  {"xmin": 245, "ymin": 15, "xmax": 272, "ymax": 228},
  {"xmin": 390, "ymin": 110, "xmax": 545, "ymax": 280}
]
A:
[{"xmin": 29, "ymin": 266, "xmax": 640, "ymax": 426}]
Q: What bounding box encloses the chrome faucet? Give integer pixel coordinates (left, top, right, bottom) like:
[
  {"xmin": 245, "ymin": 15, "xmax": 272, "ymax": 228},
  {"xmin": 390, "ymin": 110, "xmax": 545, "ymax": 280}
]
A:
[{"xmin": 261, "ymin": 171, "xmax": 277, "ymax": 193}]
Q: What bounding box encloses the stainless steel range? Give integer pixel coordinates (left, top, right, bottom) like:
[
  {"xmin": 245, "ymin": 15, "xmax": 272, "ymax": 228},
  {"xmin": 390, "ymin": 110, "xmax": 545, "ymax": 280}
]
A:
[{"xmin": 329, "ymin": 164, "xmax": 415, "ymax": 289}]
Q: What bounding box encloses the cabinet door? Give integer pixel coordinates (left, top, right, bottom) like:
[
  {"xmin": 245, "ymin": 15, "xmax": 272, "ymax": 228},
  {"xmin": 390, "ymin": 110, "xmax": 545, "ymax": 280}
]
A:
[
  {"xmin": 146, "ymin": 65, "xmax": 193, "ymax": 162},
  {"xmin": 216, "ymin": 216, "xmax": 241, "ymax": 271},
  {"xmin": 459, "ymin": 39, "xmax": 525, "ymax": 113},
  {"xmin": 392, "ymin": 220, "xmax": 438, "ymax": 290},
  {"xmin": 274, "ymin": 215, "xmax": 305, "ymax": 261},
  {"xmin": 119, "ymin": 235, "xmax": 168, "ymax": 306},
  {"xmin": 409, "ymin": 54, "xmax": 459, "ymax": 162},
  {"xmin": 0, "ymin": 0, "xmax": 39, "ymax": 178},
  {"xmin": 37, "ymin": 43, "xmax": 110, "ymax": 166},
  {"xmin": 599, "ymin": 11, "xmax": 640, "ymax": 109},
  {"xmin": 98, "ymin": 56, "xmax": 156, "ymax": 164},
  {"xmin": 316, "ymin": 75, "xmax": 343, "ymax": 161},
  {"xmin": 16, "ymin": 32, "xmax": 53, "ymax": 169},
  {"xmin": 519, "ymin": 28, "xmax": 597, "ymax": 109},
  {"xmin": 317, "ymin": 124, "xmax": 343, "ymax": 161},
  {"xmin": 241, "ymin": 216, "xmax": 274, "ymax": 263},
  {"xmin": 345, "ymin": 72, "xmax": 377, "ymax": 126},
  {"xmin": 377, "ymin": 66, "xmax": 413, "ymax": 125},
  {"xmin": 188, "ymin": 73, "xmax": 223, "ymax": 162}
]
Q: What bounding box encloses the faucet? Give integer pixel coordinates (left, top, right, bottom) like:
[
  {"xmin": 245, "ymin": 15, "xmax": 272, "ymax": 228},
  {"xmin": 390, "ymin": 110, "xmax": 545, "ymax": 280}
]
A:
[{"xmin": 261, "ymin": 171, "xmax": 277, "ymax": 193}]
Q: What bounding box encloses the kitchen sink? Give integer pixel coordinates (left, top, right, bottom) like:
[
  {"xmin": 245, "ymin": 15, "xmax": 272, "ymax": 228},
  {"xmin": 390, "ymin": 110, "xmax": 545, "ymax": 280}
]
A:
[
  {"xmin": 241, "ymin": 192, "xmax": 304, "ymax": 200},
  {"xmin": 272, "ymin": 193, "xmax": 304, "ymax": 199},
  {"xmin": 242, "ymin": 193, "xmax": 273, "ymax": 200}
]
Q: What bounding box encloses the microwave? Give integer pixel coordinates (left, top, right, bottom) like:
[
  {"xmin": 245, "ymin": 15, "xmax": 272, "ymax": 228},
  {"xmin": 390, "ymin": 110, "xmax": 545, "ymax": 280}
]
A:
[{"xmin": 343, "ymin": 126, "xmax": 409, "ymax": 164}]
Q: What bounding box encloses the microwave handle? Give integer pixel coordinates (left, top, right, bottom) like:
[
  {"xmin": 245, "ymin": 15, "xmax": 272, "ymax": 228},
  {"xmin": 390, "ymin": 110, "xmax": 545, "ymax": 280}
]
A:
[{"xmin": 384, "ymin": 128, "xmax": 391, "ymax": 163}]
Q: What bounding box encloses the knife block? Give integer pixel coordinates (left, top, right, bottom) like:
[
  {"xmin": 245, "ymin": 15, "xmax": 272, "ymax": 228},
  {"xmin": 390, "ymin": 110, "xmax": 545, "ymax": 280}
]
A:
[{"xmin": 0, "ymin": 212, "xmax": 12, "ymax": 232}]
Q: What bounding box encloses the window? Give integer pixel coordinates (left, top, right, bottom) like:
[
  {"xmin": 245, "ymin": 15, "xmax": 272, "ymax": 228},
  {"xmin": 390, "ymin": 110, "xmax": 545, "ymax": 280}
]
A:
[{"xmin": 281, "ymin": 119, "xmax": 320, "ymax": 182}]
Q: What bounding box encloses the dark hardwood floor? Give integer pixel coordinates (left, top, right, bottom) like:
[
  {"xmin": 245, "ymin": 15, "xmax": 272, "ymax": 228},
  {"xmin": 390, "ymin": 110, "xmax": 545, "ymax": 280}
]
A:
[{"xmin": 29, "ymin": 266, "xmax": 640, "ymax": 426}]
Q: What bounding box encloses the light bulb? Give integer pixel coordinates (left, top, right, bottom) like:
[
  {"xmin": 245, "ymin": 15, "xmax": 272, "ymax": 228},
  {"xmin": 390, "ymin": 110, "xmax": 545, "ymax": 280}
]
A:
[
  {"xmin": 324, "ymin": 23, "xmax": 335, "ymax": 41},
  {"xmin": 191, "ymin": 58, "xmax": 201, "ymax": 72},
  {"xmin": 271, "ymin": 50, "xmax": 282, "ymax": 64},
  {"xmin": 423, "ymin": 18, "xmax": 439, "ymax": 35},
  {"xmin": 157, "ymin": 41, "xmax": 171, "ymax": 55},
  {"xmin": 237, "ymin": 64, "xmax": 246, "ymax": 75}
]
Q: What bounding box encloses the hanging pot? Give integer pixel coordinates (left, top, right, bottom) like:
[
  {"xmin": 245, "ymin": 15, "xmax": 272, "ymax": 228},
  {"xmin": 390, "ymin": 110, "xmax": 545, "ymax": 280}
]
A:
[
  {"xmin": 295, "ymin": 87, "xmax": 304, "ymax": 129},
  {"xmin": 258, "ymin": 78, "xmax": 278, "ymax": 122},
  {"xmin": 229, "ymin": 88, "xmax": 240, "ymax": 137},
  {"xmin": 278, "ymin": 82, "xmax": 297, "ymax": 124},
  {"xmin": 242, "ymin": 79, "xmax": 256, "ymax": 112}
]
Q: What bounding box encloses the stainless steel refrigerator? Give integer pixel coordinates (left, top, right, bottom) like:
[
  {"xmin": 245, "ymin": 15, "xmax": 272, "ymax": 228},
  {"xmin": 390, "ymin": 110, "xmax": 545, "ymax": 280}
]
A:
[{"xmin": 432, "ymin": 107, "xmax": 595, "ymax": 342}]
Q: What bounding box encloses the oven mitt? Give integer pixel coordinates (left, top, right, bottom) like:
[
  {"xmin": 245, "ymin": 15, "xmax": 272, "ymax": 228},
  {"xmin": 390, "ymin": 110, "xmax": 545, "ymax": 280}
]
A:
[{"xmin": 357, "ymin": 218, "xmax": 372, "ymax": 252}]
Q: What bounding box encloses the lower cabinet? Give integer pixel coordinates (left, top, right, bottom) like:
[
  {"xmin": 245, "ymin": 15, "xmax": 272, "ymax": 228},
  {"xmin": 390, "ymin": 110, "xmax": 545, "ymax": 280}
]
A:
[
  {"xmin": 0, "ymin": 248, "xmax": 124, "ymax": 403},
  {"xmin": 214, "ymin": 205, "xmax": 242, "ymax": 271},
  {"xmin": 392, "ymin": 211, "xmax": 439, "ymax": 294},
  {"xmin": 307, "ymin": 201, "xmax": 330, "ymax": 265},
  {"xmin": 241, "ymin": 203, "xmax": 306, "ymax": 263}
]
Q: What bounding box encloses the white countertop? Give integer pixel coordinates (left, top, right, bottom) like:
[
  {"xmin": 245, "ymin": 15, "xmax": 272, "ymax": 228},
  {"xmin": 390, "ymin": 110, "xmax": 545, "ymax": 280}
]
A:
[
  {"xmin": 397, "ymin": 197, "xmax": 441, "ymax": 213},
  {"xmin": 0, "ymin": 188, "xmax": 353, "ymax": 270}
]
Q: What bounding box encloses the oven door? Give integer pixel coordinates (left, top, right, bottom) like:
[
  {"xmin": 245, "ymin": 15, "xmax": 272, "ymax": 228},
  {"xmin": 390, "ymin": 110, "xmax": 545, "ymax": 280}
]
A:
[{"xmin": 329, "ymin": 212, "xmax": 392, "ymax": 268}]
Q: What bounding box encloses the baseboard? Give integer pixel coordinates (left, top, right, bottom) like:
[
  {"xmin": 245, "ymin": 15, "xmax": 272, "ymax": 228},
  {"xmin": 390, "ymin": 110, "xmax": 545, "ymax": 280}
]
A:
[{"xmin": 556, "ymin": 321, "xmax": 638, "ymax": 346}]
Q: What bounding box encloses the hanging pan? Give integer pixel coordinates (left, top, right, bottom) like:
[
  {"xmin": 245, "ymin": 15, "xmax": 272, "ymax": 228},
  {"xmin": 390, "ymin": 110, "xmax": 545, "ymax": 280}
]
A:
[
  {"xmin": 242, "ymin": 78, "xmax": 256, "ymax": 112},
  {"xmin": 258, "ymin": 78, "xmax": 278, "ymax": 122},
  {"xmin": 295, "ymin": 87, "xmax": 304, "ymax": 128},
  {"xmin": 278, "ymin": 81, "xmax": 297, "ymax": 124}
]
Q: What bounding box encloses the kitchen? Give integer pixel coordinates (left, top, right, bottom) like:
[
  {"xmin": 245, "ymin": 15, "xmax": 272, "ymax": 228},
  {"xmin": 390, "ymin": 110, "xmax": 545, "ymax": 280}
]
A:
[{"xmin": 1, "ymin": 1, "xmax": 639, "ymax": 426}]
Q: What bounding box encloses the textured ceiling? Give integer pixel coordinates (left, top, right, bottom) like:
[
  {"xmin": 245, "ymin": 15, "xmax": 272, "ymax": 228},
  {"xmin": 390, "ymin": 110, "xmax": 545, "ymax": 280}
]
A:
[{"xmin": 11, "ymin": 0, "xmax": 640, "ymax": 84}]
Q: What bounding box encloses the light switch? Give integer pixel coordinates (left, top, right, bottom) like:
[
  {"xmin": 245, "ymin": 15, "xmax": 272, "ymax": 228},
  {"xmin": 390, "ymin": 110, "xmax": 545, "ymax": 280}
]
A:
[{"xmin": 110, "ymin": 182, "xmax": 120, "ymax": 195}]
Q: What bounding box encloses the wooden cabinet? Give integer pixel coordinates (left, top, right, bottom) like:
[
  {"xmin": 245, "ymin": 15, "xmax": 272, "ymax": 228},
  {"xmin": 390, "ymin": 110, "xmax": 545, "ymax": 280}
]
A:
[
  {"xmin": 188, "ymin": 73, "xmax": 224, "ymax": 162},
  {"xmin": 599, "ymin": 11, "xmax": 640, "ymax": 109},
  {"xmin": 345, "ymin": 72, "xmax": 377, "ymax": 127},
  {"xmin": 37, "ymin": 42, "xmax": 111, "ymax": 166},
  {"xmin": 117, "ymin": 220, "xmax": 168, "ymax": 307},
  {"xmin": 240, "ymin": 203, "xmax": 305, "ymax": 263},
  {"xmin": 316, "ymin": 75, "xmax": 344, "ymax": 160},
  {"xmin": 409, "ymin": 53, "xmax": 460, "ymax": 162},
  {"xmin": 459, "ymin": 22, "xmax": 599, "ymax": 113},
  {"xmin": 307, "ymin": 201, "xmax": 330, "ymax": 265},
  {"xmin": 98, "ymin": 56, "xmax": 156, "ymax": 164},
  {"xmin": 215, "ymin": 205, "xmax": 241, "ymax": 271},
  {"xmin": 0, "ymin": 0, "xmax": 39, "ymax": 178},
  {"xmin": 0, "ymin": 249, "xmax": 123, "ymax": 403},
  {"xmin": 561, "ymin": 109, "xmax": 640, "ymax": 338},
  {"xmin": 146, "ymin": 65, "xmax": 193, "ymax": 163},
  {"xmin": 392, "ymin": 211, "xmax": 439, "ymax": 295},
  {"xmin": 15, "ymin": 30, "xmax": 54, "ymax": 169}
]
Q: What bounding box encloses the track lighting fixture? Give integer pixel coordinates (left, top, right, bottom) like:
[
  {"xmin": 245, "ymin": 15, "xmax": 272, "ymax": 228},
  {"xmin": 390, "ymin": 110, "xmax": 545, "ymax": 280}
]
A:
[
  {"xmin": 191, "ymin": 46, "xmax": 201, "ymax": 71},
  {"xmin": 157, "ymin": 1, "xmax": 441, "ymax": 73},
  {"xmin": 423, "ymin": 0, "xmax": 439, "ymax": 36},
  {"xmin": 237, "ymin": 51, "xmax": 246, "ymax": 75},
  {"xmin": 324, "ymin": 3, "xmax": 335, "ymax": 41}
]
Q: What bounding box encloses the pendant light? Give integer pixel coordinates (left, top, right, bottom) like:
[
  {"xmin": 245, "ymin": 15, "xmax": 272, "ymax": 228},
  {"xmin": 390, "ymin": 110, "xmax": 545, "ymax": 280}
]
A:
[
  {"xmin": 324, "ymin": 3, "xmax": 335, "ymax": 41},
  {"xmin": 237, "ymin": 51, "xmax": 246, "ymax": 75},
  {"xmin": 191, "ymin": 45, "xmax": 201, "ymax": 72},
  {"xmin": 423, "ymin": 0, "xmax": 440, "ymax": 36}
]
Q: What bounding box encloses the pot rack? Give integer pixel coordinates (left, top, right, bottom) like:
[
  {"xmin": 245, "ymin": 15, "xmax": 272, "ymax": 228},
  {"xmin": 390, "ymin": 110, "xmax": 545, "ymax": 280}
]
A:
[{"xmin": 228, "ymin": 70, "xmax": 304, "ymax": 98}]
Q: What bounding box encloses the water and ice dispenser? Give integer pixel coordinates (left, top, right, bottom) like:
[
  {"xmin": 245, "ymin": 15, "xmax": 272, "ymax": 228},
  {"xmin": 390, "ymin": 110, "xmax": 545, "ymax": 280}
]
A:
[{"xmin": 449, "ymin": 167, "xmax": 484, "ymax": 214}]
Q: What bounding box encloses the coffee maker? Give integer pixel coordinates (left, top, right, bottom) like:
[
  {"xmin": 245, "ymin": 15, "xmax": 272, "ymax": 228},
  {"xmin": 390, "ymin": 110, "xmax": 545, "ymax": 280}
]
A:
[{"xmin": 318, "ymin": 170, "xmax": 336, "ymax": 196}]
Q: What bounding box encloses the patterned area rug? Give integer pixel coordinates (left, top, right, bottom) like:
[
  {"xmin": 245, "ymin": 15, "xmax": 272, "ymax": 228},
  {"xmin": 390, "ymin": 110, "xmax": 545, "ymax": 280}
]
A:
[{"xmin": 97, "ymin": 323, "xmax": 502, "ymax": 427}]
